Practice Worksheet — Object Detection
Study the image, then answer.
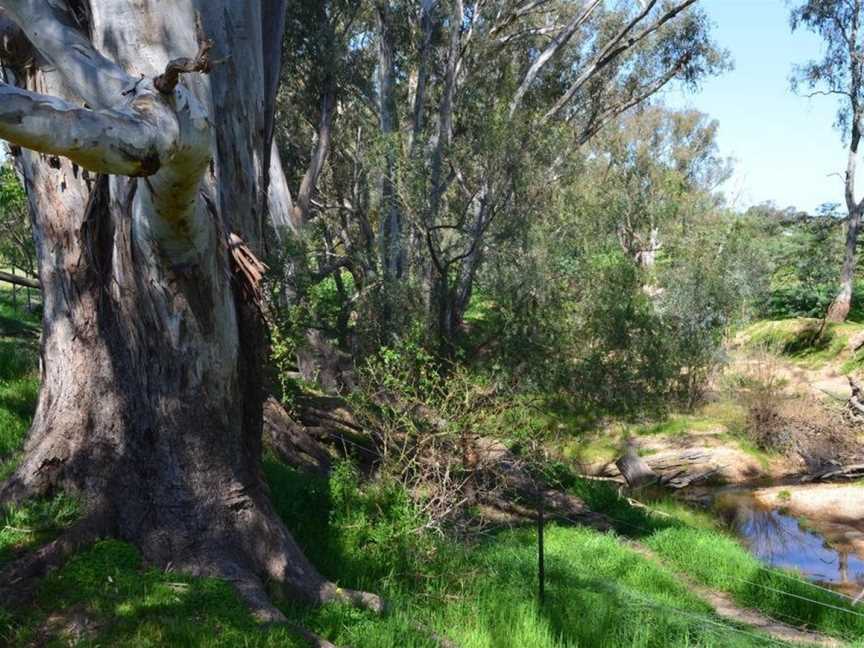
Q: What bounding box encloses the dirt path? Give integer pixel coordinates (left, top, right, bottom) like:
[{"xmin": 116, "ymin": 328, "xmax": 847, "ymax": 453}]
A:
[
  {"xmin": 627, "ymin": 542, "xmax": 846, "ymax": 647},
  {"xmin": 732, "ymin": 349, "xmax": 851, "ymax": 404}
]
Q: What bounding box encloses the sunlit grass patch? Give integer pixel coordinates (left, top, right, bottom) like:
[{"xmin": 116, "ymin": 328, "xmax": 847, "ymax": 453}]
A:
[
  {"xmin": 740, "ymin": 318, "xmax": 864, "ymax": 371},
  {"xmin": 2, "ymin": 540, "xmax": 308, "ymax": 648},
  {"xmin": 647, "ymin": 526, "xmax": 864, "ymax": 641},
  {"xmin": 0, "ymin": 495, "xmax": 79, "ymax": 566},
  {"xmin": 3, "ymin": 460, "xmax": 783, "ymax": 648}
]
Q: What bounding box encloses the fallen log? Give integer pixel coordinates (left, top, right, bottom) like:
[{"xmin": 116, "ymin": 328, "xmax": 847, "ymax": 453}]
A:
[
  {"xmin": 262, "ymin": 397, "xmax": 331, "ymax": 474},
  {"xmin": 646, "ymin": 450, "xmax": 713, "ymax": 471},
  {"xmin": 0, "ymin": 270, "xmax": 40, "ymax": 290},
  {"xmin": 615, "ymin": 443, "xmax": 659, "ymax": 489},
  {"xmin": 802, "ymin": 463, "xmax": 864, "ymax": 483}
]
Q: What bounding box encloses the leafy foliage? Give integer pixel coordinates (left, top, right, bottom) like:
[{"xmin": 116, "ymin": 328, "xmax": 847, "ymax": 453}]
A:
[{"xmin": 0, "ymin": 165, "xmax": 34, "ymax": 279}]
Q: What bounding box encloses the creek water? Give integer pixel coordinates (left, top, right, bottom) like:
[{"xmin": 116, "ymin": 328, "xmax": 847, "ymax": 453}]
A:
[{"xmin": 712, "ymin": 489, "xmax": 864, "ymax": 596}]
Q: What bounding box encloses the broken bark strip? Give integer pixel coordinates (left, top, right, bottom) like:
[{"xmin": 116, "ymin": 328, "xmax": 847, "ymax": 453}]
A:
[{"xmin": 844, "ymin": 376, "xmax": 864, "ymax": 424}]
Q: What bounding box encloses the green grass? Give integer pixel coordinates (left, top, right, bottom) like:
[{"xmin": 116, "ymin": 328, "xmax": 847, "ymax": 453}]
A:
[
  {"xmin": 0, "ymin": 297, "xmax": 859, "ymax": 646},
  {"xmin": 741, "ymin": 318, "xmax": 864, "ymax": 370},
  {"xmin": 647, "ymin": 527, "xmax": 864, "ymax": 643},
  {"xmin": 0, "ymin": 283, "xmax": 41, "ymax": 482},
  {"xmin": 1, "ymin": 540, "xmax": 308, "ymax": 647},
  {"xmin": 1, "ymin": 473, "xmax": 779, "ymax": 648},
  {"xmin": 0, "ymin": 279, "xmax": 41, "ymax": 335},
  {"xmin": 630, "ymin": 401, "xmax": 746, "ymax": 438},
  {"xmin": 0, "ymin": 495, "xmax": 79, "ymax": 566},
  {"xmin": 562, "ymin": 398, "xmax": 759, "ymax": 471},
  {"xmin": 549, "ymin": 467, "xmax": 864, "ymax": 643}
]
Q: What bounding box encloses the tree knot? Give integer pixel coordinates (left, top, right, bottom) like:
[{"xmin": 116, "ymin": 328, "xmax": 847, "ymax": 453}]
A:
[{"xmin": 153, "ymin": 14, "xmax": 218, "ymax": 95}]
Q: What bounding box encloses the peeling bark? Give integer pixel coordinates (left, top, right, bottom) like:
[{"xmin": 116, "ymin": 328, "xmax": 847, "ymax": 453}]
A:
[{"xmin": 0, "ymin": 0, "xmax": 380, "ymax": 622}]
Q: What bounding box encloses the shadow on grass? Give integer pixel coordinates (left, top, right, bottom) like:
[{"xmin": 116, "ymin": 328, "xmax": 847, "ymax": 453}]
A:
[
  {"xmin": 1, "ymin": 540, "xmax": 308, "ymax": 647},
  {"xmin": 0, "ymin": 458, "xmax": 809, "ymax": 648},
  {"xmin": 0, "ymin": 314, "xmax": 38, "ymax": 339}
]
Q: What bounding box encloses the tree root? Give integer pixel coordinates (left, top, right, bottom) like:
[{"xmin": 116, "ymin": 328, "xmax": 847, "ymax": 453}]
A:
[
  {"xmin": 290, "ymin": 624, "xmax": 343, "ymax": 648},
  {"xmin": 0, "ymin": 514, "xmax": 380, "ymax": 648},
  {"xmin": 205, "ymin": 559, "xmax": 357, "ymax": 647},
  {"xmin": 319, "ymin": 581, "xmax": 386, "ymax": 614},
  {"xmin": 0, "ymin": 474, "xmax": 36, "ymax": 509},
  {"xmin": 411, "ymin": 621, "xmax": 461, "ymax": 648},
  {"xmin": 206, "ymin": 559, "xmax": 288, "ymax": 624},
  {"xmin": 0, "ymin": 512, "xmax": 111, "ymax": 609}
]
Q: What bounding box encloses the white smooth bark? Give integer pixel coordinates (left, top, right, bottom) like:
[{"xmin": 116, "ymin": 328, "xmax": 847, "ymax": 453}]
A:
[
  {"xmin": 0, "ymin": 83, "xmax": 172, "ymax": 176},
  {"xmin": 0, "ymin": 0, "xmax": 213, "ymax": 263},
  {"xmin": 2, "ymin": 0, "xmax": 133, "ymax": 108},
  {"xmin": 508, "ymin": 0, "xmax": 602, "ymax": 117}
]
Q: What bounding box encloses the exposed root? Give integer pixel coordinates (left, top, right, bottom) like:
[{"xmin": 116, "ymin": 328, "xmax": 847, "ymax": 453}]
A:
[
  {"xmin": 0, "ymin": 472, "xmax": 43, "ymax": 508},
  {"xmin": 0, "ymin": 476, "xmax": 26, "ymax": 508},
  {"xmin": 319, "ymin": 581, "xmax": 386, "ymax": 614},
  {"xmin": 184, "ymin": 558, "xmax": 348, "ymax": 647},
  {"xmin": 208, "ymin": 559, "xmax": 287, "ymax": 624},
  {"xmin": 0, "ymin": 512, "xmax": 111, "ymax": 609},
  {"xmin": 411, "ymin": 622, "xmax": 461, "ymax": 648},
  {"xmin": 242, "ymin": 504, "xmax": 386, "ymax": 616},
  {"xmin": 290, "ymin": 625, "xmax": 343, "ymax": 648}
]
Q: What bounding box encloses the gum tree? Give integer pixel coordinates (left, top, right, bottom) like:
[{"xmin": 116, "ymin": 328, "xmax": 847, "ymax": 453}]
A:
[
  {"xmin": 0, "ymin": 0, "xmax": 380, "ymax": 630},
  {"xmin": 792, "ymin": 0, "xmax": 864, "ymax": 322}
]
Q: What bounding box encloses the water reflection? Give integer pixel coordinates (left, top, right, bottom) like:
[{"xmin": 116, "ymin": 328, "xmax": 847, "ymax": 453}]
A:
[{"xmin": 714, "ymin": 490, "xmax": 864, "ymax": 594}]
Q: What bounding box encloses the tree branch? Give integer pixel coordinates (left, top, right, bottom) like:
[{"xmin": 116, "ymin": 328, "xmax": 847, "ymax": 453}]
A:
[
  {"xmin": 0, "ymin": 0, "xmax": 134, "ymax": 109},
  {"xmin": 154, "ymin": 16, "xmax": 215, "ymax": 94},
  {"xmin": 509, "ymin": 0, "xmax": 602, "ymax": 117},
  {"xmin": 0, "ymin": 2, "xmax": 214, "ymax": 262},
  {"xmin": 0, "ymin": 270, "xmax": 39, "ymax": 290},
  {"xmin": 543, "ymin": 0, "xmax": 698, "ymax": 122},
  {"xmin": 0, "ymin": 83, "xmax": 172, "ymax": 176},
  {"xmin": 576, "ymin": 54, "xmax": 691, "ymax": 144}
]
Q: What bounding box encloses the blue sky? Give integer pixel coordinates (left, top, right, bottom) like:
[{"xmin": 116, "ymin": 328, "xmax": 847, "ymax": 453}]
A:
[
  {"xmin": 0, "ymin": 1, "xmax": 846, "ymax": 214},
  {"xmin": 666, "ymin": 0, "xmax": 850, "ymax": 214}
]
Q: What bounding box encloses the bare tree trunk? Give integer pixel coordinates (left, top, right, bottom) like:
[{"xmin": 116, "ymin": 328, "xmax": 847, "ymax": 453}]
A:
[
  {"xmin": 828, "ymin": 207, "xmax": 862, "ymax": 322},
  {"xmin": 828, "ymin": 10, "xmax": 864, "ymax": 324},
  {"xmin": 377, "ymin": 1, "xmax": 404, "ymax": 281},
  {"xmin": 0, "ymin": 0, "xmax": 380, "ymax": 623}
]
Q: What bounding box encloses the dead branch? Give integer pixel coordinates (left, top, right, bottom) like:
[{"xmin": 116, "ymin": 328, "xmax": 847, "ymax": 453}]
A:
[{"xmin": 154, "ymin": 15, "xmax": 215, "ymax": 94}]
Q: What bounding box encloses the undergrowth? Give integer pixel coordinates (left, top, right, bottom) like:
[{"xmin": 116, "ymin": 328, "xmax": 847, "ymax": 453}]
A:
[
  {"xmin": 0, "ymin": 301, "xmax": 862, "ymax": 646},
  {"xmin": 2, "ymin": 462, "xmax": 784, "ymax": 647},
  {"xmin": 741, "ymin": 318, "xmax": 864, "ymax": 371}
]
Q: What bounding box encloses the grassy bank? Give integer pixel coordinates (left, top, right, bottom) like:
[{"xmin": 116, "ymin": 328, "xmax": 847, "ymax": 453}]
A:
[
  {"xmin": 740, "ymin": 318, "xmax": 864, "ymax": 373},
  {"xmin": 2, "ymin": 467, "xmax": 780, "ymax": 648},
  {"xmin": 2, "ymin": 300, "xmax": 863, "ymax": 646},
  {"xmin": 648, "ymin": 527, "xmax": 864, "ymax": 643}
]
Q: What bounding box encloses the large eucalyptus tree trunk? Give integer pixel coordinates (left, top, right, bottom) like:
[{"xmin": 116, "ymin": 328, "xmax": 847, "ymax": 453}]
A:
[
  {"xmin": 0, "ymin": 0, "xmax": 380, "ymax": 623},
  {"xmin": 828, "ymin": 206, "xmax": 863, "ymax": 322}
]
